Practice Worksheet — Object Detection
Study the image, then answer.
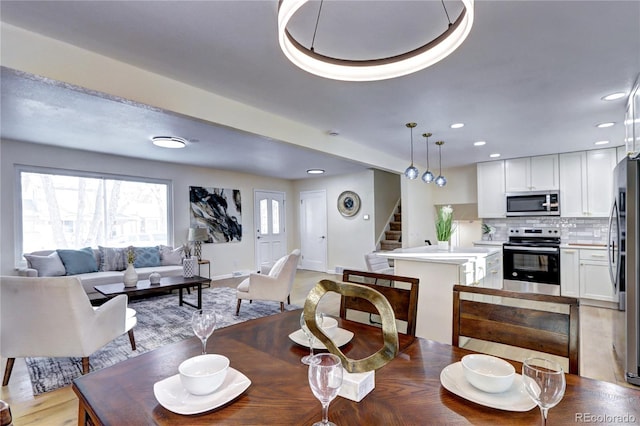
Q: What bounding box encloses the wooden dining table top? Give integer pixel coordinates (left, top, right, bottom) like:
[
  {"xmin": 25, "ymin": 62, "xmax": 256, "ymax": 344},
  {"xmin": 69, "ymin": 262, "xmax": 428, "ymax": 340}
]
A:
[{"xmin": 72, "ymin": 309, "xmax": 640, "ymax": 425}]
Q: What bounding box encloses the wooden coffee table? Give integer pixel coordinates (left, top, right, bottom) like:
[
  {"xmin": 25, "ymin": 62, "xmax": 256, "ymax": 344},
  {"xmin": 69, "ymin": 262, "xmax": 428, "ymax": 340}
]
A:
[{"xmin": 94, "ymin": 275, "xmax": 210, "ymax": 309}]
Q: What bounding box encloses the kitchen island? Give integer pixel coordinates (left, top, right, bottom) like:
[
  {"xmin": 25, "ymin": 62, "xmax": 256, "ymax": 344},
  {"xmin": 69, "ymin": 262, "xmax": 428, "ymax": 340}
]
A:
[{"xmin": 378, "ymin": 245, "xmax": 502, "ymax": 344}]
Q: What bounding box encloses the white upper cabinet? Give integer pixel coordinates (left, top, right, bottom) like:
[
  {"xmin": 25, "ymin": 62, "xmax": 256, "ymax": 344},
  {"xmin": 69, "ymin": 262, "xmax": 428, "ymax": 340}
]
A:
[
  {"xmin": 477, "ymin": 161, "xmax": 506, "ymax": 218},
  {"xmin": 559, "ymin": 148, "xmax": 617, "ymax": 217},
  {"xmin": 505, "ymin": 155, "xmax": 559, "ymax": 192}
]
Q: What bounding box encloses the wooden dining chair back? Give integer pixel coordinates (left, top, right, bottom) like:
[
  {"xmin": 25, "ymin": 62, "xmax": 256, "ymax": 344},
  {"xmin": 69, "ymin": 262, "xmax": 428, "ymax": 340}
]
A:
[
  {"xmin": 340, "ymin": 269, "xmax": 419, "ymax": 336},
  {"xmin": 452, "ymin": 285, "xmax": 580, "ymax": 374}
]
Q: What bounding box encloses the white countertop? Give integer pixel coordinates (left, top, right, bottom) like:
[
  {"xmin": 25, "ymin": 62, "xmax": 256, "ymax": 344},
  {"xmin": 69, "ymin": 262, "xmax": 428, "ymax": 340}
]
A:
[{"xmin": 378, "ymin": 245, "xmax": 501, "ymax": 264}]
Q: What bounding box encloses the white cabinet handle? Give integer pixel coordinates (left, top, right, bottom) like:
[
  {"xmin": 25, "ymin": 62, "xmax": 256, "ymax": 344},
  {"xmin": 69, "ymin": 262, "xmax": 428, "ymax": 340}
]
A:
[
  {"xmin": 564, "ymin": 250, "xmax": 576, "ymax": 253},
  {"xmin": 591, "ymin": 254, "xmax": 605, "ymax": 258}
]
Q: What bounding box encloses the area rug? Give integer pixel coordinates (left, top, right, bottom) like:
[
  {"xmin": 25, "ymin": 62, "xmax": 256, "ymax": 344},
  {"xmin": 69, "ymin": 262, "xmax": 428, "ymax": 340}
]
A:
[{"xmin": 25, "ymin": 286, "xmax": 299, "ymax": 395}]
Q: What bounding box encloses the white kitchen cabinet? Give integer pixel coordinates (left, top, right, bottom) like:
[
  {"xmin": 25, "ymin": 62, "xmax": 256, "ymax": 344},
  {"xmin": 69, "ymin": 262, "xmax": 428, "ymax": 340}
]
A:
[
  {"xmin": 580, "ymin": 256, "xmax": 615, "ymax": 302},
  {"xmin": 483, "ymin": 251, "xmax": 503, "ymax": 290},
  {"xmin": 505, "ymin": 155, "xmax": 559, "ymax": 192},
  {"xmin": 560, "ymin": 248, "xmax": 580, "ymax": 297},
  {"xmin": 477, "ymin": 161, "xmax": 505, "ymax": 218},
  {"xmin": 559, "ymin": 148, "xmax": 616, "ymax": 217}
]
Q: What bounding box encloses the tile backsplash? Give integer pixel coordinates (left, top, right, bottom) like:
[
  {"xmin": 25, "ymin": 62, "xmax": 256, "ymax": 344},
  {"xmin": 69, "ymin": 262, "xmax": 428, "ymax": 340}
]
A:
[{"xmin": 482, "ymin": 217, "xmax": 609, "ymax": 245}]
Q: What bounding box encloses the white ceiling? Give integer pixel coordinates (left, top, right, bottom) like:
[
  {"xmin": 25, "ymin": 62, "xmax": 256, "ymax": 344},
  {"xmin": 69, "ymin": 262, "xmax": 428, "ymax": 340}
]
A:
[{"xmin": 1, "ymin": 0, "xmax": 639, "ymax": 180}]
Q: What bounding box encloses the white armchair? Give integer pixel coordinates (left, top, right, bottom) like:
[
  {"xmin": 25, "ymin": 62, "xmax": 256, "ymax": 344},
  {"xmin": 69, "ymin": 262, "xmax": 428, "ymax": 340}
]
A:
[
  {"xmin": 236, "ymin": 249, "xmax": 300, "ymax": 315},
  {"xmin": 1, "ymin": 276, "xmax": 137, "ymax": 386}
]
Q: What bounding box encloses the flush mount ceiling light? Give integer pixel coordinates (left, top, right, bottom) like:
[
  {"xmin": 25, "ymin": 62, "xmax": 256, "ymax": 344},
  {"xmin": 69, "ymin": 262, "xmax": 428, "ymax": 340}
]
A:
[
  {"xmin": 596, "ymin": 122, "xmax": 615, "ymax": 128},
  {"xmin": 473, "ymin": 141, "xmax": 486, "ymax": 146},
  {"xmin": 450, "ymin": 123, "xmax": 465, "ymax": 129},
  {"xmin": 151, "ymin": 136, "xmax": 187, "ymax": 149},
  {"xmin": 595, "ymin": 140, "xmax": 610, "ymax": 145},
  {"xmin": 490, "ymin": 153, "xmax": 501, "ymax": 158},
  {"xmin": 602, "ymin": 92, "xmax": 626, "ymax": 101},
  {"xmin": 277, "ymin": 0, "xmax": 474, "ymax": 82},
  {"xmin": 307, "ymin": 169, "xmax": 325, "ymax": 174}
]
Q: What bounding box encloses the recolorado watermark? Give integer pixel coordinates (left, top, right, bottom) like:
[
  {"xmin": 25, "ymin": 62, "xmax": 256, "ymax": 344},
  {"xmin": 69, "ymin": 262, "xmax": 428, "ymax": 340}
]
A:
[{"xmin": 576, "ymin": 413, "xmax": 637, "ymax": 423}]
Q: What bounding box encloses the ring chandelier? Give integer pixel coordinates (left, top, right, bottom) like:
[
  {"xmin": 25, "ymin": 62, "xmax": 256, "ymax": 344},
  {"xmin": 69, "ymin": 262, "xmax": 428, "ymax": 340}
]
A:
[{"xmin": 277, "ymin": 0, "xmax": 474, "ymax": 82}]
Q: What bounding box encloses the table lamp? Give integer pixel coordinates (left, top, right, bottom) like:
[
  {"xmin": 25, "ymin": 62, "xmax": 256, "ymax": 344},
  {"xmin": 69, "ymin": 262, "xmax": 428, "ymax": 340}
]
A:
[{"xmin": 188, "ymin": 227, "xmax": 208, "ymax": 260}]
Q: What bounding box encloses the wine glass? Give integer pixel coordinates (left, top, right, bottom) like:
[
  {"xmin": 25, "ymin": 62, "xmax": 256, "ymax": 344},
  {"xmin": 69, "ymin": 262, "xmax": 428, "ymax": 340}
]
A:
[
  {"xmin": 522, "ymin": 357, "xmax": 566, "ymax": 426},
  {"xmin": 191, "ymin": 309, "xmax": 217, "ymax": 354},
  {"xmin": 308, "ymin": 353, "xmax": 343, "ymax": 426},
  {"xmin": 300, "ymin": 311, "xmax": 324, "ymax": 365}
]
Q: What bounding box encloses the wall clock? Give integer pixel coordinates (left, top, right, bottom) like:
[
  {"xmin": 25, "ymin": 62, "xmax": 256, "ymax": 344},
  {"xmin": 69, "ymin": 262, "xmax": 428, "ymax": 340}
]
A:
[{"xmin": 337, "ymin": 191, "xmax": 361, "ymax": 217}]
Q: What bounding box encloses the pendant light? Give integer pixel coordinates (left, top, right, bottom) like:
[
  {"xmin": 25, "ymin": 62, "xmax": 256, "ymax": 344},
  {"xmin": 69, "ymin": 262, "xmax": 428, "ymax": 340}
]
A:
[
  {"xmin": 421, "ymin": 132, "xmax": 434, "ymax": 183},
  {"xmin": 404, "ymin": 123, "xmax": 419, "ymax": 179},
  {"xmin": 434, "ymin": 141, "xmax": 447, "ymax": 187}
]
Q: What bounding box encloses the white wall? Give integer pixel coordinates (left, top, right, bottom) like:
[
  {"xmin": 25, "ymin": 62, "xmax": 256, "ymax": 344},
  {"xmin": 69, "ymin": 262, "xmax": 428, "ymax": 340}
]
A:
[
  {"xmin": 0, "ymin": 140, "xmax": 295, "ymax": 277},
  {"xmin": 401, "ymin": 178, "xmax": 437, "ymax": 247},
  {"xmin": 431, "ymin": 165, "xmax": 478, "ymax": 205},
  {"xmin": 373, "ymin": 170, "xmax": 401, "ymax": 243},
  {"xmin": 293, "ymin": 170, "xmax": 376, "ymax": 273}
]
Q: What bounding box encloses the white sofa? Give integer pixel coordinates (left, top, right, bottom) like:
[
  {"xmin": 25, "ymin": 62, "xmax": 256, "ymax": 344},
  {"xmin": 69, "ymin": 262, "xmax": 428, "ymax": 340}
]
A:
[{"xmin": 19, "ymin": 247, "xmax": 184, "ymax": 300}]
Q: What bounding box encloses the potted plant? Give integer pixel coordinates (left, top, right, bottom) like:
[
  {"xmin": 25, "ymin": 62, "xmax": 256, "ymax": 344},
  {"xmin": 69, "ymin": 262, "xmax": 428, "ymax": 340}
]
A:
[
  {"xmin": 435, "ymin": 205, "xmax": 455, "ymax": 250},
  {"xmin": 123, "ymin": 247, "xmax": 138, "ymax": 287}
]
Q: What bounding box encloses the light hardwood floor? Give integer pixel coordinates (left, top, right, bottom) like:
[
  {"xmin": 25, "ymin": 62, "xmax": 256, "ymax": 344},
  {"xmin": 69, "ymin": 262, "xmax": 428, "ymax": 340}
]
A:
[{"xmin": 0, "ymin": 270, "xmax": 632, "ymax": 425}]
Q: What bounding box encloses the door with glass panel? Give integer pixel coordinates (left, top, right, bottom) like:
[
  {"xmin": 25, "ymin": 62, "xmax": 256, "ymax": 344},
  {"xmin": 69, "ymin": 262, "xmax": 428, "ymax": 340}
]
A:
[{"xmin": 254, "ymin": 190, "xmax": 286, "ymax": 273}]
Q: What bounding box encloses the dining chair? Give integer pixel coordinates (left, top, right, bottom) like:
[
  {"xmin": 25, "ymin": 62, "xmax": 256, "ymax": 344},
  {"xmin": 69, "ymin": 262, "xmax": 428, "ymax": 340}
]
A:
[
  {"xmin": 340, "ymin": 269, "xmax": 419, "ymax": 336},
  {"xmin": 235, "ymin": 249, "xmax": 300, "ymax": 315},
  {"xmin": 452, "ymin": 285, "xmax": 580, "ymax": 374},
  {"xmin": 1, "ymin": 275, "xmax": 137, "ymax": 386},
  {"xmin": 364, "ymin": 252, "xmax": 394, "ymax": 275}
]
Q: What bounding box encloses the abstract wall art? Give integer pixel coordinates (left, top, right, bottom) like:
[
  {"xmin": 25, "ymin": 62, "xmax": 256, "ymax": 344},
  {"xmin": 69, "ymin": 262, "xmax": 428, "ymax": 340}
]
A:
[{"xmin": 189, "ymin": 186, "xmax": 242, "ymax": 243}]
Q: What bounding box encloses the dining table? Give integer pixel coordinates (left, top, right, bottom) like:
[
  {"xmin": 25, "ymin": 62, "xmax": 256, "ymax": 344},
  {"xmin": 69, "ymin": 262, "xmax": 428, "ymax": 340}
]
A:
[{"xmin": 72, "ymin": 309, "xmax": 640, "ymax": 425}]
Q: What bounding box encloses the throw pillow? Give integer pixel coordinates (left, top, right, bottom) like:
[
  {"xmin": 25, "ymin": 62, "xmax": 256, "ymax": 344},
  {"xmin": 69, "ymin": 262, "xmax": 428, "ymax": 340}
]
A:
[
  {"xmin": 269, "ymin": 254, "xmax": 289, "ymax": 277},
  {"xmin": 24, "ymin": 251, "xmax": 66, "ymax": 277},
  {"xmin": 133, "ymin": 246, "xmax": 161, "ymax": 268},
  {"xmin": 56, "ymin": 247, "xmax": 99, "ymax": 275},
  {"xmin": 159, "ymin": 245, "xmax": 184, "ymax": 266},
  {"xmin": 99, "ymin": 246, "xmax": 127, "ymax": 271}
]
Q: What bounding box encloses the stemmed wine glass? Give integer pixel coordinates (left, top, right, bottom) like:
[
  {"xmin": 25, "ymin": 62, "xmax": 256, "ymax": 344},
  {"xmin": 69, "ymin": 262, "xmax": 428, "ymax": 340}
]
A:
[
  {"xmin": 191, "ymin": 309, "xmax": 217, "ymax": 354},
  {"xmin": 308, "ymin": 353, "xmax": 343, "ymax": 426},
  {"xmin": 522, "ymin": 357, "xmax": 566, "ymax": 426},
  {"xmin": 300, "ymin": 311, "xmax": 324, "ymax": 365}
]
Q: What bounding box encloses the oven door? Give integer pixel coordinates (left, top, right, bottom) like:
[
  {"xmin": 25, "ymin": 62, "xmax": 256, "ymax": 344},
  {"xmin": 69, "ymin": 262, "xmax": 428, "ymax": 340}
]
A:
[{"xmin": 503, "ymin": 245, "xmax": 560, "ymax": 295}]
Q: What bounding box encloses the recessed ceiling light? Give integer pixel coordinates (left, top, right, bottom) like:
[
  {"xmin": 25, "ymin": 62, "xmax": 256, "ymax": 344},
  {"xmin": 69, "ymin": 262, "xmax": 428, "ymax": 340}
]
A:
[
  {"xmin": 307, "ymin": 169, "xmax": 325, "ymax": 175},
  {"xmin": 473, "ymin": 141, "xmax": 486, "ymax": 146},
  {"xmin": 594, "ymin": 140, "xmax": 610, "ymax": 146},
  {"xmin": 602, "ymin": 92, "xmax": 626, "ymax": 101},
  {"xmin": 596, "ymin": 122, "xmax": 615, "ymax": 128},
  {"xmin": 151, "ymin": 136, "xmax": 187, "ymax": 149},
  {"xmin": 450, "ymin": 123, "xmax": 465, "ymax": 129},
  {"xmin": 489, "ymin": 153, "xmax": 500, "ymax": 158}
]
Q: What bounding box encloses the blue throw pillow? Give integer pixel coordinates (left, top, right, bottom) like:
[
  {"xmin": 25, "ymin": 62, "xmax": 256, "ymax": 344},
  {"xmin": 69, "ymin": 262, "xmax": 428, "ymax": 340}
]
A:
[
  {"xmin": 57, "ymin": 247, "xmax": 99, "ymax": 275},
  {"xmin": 133, "ymin": 246, "xmax": 160, "ymax": 268}
]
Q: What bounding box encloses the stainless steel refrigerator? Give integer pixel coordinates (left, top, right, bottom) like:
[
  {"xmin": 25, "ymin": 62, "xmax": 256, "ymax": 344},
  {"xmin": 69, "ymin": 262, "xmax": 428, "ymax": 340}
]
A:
[{"xmin": 609, "ymin": 156, "xmax": 640, "ymax": 385}]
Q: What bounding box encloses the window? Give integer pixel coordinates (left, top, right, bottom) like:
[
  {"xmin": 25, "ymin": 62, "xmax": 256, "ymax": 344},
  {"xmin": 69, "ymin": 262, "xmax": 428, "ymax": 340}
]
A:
[{"xmin": 18, "ymin": 167, "xmax": 171, "ymax": 257}]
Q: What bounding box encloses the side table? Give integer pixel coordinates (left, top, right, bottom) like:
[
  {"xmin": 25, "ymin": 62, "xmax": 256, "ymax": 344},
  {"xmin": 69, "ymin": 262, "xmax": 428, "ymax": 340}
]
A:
[{"xmin": 198, "ymin": 259, "xmax": 211, "ymax": 287}]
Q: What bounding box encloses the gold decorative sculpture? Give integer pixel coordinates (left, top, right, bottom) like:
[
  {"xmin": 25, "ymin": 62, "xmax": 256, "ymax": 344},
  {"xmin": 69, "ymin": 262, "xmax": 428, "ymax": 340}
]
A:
[{"xmin": 303, "ymin": 279, "xmax": 399, "ymax": 373}]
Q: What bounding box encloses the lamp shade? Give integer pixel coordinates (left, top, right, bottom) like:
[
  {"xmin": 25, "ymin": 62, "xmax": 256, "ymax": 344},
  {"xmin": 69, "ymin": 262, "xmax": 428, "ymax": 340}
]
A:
[{"xmin": 188, "ymin": 227, "xmax": 209, "ymax": 242}]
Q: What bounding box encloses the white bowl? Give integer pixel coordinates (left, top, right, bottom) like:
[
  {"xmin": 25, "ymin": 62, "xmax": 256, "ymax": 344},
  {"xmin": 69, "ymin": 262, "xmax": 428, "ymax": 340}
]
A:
[
  {"xmin": 461, "ymin": 354, "xmax": 515, "ymax": 393},
  {"xmin": 179, "ymin": 354, "xmax": 229, "ymax": 396},
  {"xmin": 321, "ymin": 316, "xmax": 339, "ymax": 338}
]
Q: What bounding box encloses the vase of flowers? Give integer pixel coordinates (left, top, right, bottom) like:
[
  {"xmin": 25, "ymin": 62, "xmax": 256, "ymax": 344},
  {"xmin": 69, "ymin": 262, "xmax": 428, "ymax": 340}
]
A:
[
  {"xmin": 435, "ymin": 205, "xmax": 454, "ymax": 250},
  {"xmin": 182, "ymin": 243, "xmax": 197, "ymax": 278},
  {"xmin": 123, "ymin": 248, "xmax": 138, "ymax": 287}
]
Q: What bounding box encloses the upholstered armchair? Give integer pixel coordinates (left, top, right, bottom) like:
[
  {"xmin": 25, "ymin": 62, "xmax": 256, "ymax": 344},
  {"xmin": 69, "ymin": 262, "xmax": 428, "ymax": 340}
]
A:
[
  {"xmin": 1, "ymin": 276, "xmax": 137, "ymax": 386},
  {"xmin": 236, "ymin": 249, "xmax": 300, "ymax": 315}
]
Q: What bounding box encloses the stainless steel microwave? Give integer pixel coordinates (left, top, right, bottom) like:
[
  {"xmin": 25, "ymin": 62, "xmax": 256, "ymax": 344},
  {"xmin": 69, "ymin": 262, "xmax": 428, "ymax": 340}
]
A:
[{"xmin": 506, "ymin": 191, "xmax": 560, "ymax": 216}]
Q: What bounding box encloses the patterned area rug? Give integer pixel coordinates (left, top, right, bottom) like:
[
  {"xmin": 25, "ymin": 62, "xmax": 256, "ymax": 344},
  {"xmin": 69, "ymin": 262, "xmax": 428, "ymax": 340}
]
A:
[{"xmin": 25, "ymin": 286, "xmax": 298, "ymax": 395}]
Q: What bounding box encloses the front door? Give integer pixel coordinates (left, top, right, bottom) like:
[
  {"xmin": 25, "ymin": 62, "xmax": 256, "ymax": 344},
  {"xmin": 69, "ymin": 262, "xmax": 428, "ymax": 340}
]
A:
[
  {"xmin": 254, "ymin": 190, "xmax": 286, "ymax": 272},
  {"xmin": 299, "ymin": 190, "xmax": 327, "ymax": 272}
]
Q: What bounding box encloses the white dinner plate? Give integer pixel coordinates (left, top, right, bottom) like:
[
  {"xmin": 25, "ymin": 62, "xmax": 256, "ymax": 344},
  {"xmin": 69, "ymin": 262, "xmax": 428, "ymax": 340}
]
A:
[
  {"xmin": 440, "ymin": 362, "xmax": 536, "ymax": 412},
  {"xmin": 153, "ymin": 368, "xmax": 251, "ymax": 415},
  {"xmin": 288, "ymin": 327, "xmax": 354, "ymax": 349}
]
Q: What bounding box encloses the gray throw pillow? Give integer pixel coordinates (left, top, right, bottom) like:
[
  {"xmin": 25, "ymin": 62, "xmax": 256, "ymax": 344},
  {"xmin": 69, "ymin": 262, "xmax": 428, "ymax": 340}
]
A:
[
  {"xmin": 57, "ymin": 247, "xmax": 99, "ymax": 275},
  {"xmin": 159, "ymin": 245, "xmax": 184, "ymax": 266},
  {"xmin": 24, "ymin": 251, "xmax": 66, "ymax": 277},
  {"xmin": 99, "ymin": 246, "xmax": 127, "ymax": 271}
]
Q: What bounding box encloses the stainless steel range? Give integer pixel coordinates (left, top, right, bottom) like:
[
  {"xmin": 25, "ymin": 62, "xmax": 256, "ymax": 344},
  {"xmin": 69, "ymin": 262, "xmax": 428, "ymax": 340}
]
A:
[{"xmin": 503, "ymin": 227, "xmax": 561, "ymax": 295}]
